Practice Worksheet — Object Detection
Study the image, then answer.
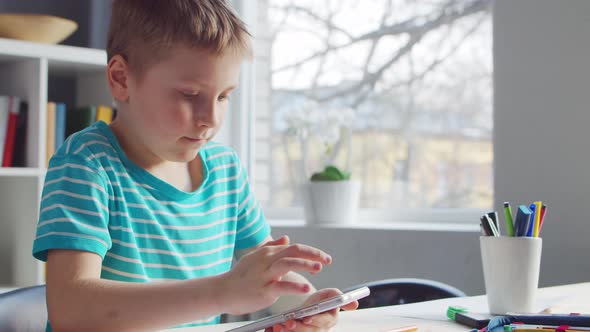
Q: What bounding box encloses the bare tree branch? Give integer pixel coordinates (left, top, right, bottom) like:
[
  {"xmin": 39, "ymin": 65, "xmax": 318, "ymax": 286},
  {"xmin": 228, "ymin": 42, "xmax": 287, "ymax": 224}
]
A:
[
  {"xmin": 275, "ymin": 4, "xmax": 354, "ymax": 40},
  {"xmin": 380, "ymin": 12, "xmax": 488, "ymax": 95},
  {"xmin": 269, "ymin": 0, "xmax": 295, "ymax": 43},
  {"xmin": 317, "ymin": 33, "xmax": 423, "ymax": 102},
  {"xmin": 310, "ymin": 4, "xmax": 337, "ymax": 93},
  {"xmin": 346, "ymin": 0, "xmax": 392, "ymax": 107},
  {"xmin": 272, "ymin": 0, "xmax": 491, "ymax": 74}
]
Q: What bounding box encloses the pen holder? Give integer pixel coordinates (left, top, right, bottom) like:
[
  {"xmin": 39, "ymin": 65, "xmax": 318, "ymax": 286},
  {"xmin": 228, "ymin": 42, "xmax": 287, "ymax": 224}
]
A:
[{"xmin": 480, "ymin": 236, "xmax": 542, "ymax": 314}]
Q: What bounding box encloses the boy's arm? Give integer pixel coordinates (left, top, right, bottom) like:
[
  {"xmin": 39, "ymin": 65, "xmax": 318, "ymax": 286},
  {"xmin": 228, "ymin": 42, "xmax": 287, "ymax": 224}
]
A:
[
  {"xmin": 48, "ymin": 238, "xmax": 328, "ymax": 332},
  {"xmin": 46, "ymin": 249, "xmax": 226, "ymax": 332}
]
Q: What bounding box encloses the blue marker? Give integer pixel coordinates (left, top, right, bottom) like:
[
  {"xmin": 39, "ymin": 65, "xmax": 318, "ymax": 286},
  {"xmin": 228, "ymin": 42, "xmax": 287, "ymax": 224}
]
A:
[
  {"xmin": 526, "ymin": 203, "xmax": 536, "ymax": 237},
  {"xmin": 514, "ymin": 205, "xmax": 533, "ymax": 237}
]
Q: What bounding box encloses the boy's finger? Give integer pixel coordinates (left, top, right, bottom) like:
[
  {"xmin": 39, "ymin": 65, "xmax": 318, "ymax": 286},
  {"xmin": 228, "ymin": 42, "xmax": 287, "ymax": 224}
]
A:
[
  {"xmin": 302, "ymin": 316, "xmax": 313, "ymax": 325},
  {"xmin": 341, "ymin": 300, "xmax": 359, "ymax": 311},
  {"xmin": 268, "ymin": 280, "xmax": 311, "ymax": 296},
  {"xmin": 268, "ymin": 257, "xmax": 323, "ymax": 277},
  {"xmin": 264, "ymin": 235, "xmax": 290, "ymax": 247},
  {"xmin": 272, "ymin": 320, "xmax": 295, "ymax": 332},
  {"xmin": 273, "ymin": 244, "xmax": 332, "ymax": 265},
  {"xmin": 300, "ymin": 309, "xmax": 338, "ymax": 329},
  {"xmin": 284, "ymin": 319, "xmax": 296, "ymax": 330}
]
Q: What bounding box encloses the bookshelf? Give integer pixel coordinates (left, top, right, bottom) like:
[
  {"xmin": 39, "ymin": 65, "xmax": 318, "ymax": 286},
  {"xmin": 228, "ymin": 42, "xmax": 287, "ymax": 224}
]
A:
[{"xmin": 0, "ymin": 37, "xmax": 111, "ymax": 287}]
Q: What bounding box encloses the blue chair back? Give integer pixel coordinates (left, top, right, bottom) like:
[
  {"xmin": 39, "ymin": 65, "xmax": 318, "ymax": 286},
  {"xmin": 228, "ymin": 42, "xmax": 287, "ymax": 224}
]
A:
[
  {"xmin": 344, "ymin": 278, "xmax": 466, "ymax": 309},
  {"xmin": 0, "ymin": 285, "xmax": 47, "ymax": 332}
]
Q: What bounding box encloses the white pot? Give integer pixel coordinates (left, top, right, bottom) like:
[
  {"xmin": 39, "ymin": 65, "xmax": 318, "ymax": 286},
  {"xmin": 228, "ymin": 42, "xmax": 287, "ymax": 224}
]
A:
[{"xmin": 302, "ymin": 180, "xmax": 361, "ymax": 225}]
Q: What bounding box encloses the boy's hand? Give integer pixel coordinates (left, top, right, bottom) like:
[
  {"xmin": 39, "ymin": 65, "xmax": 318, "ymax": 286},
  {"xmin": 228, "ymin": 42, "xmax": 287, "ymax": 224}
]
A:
[
  {"xmin": 266, "ymin": 288, "xmax": 359, "ymax": 332},
  {"xmin": 221, "ymin": 236, "xmax": 332, "ymax": 315}
]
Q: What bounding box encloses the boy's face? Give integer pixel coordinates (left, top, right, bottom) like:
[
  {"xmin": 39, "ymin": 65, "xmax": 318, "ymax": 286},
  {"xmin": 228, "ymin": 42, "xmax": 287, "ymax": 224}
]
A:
[{"xmin": 120, "ymin": 45, "xmax": 241, "ymax": 163}]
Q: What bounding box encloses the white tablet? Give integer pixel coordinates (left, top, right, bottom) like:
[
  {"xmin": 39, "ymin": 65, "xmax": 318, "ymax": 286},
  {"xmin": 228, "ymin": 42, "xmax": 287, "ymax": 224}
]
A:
[{"xmin": 225, "ymin": 286, "xmax": 370, "ymax": 332}]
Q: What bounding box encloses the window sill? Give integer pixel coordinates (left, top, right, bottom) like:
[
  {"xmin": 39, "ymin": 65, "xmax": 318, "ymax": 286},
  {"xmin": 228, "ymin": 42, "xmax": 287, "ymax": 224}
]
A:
[{"xmin": 267, "ymin": 219, "xmax": 480, "ymax": 232}]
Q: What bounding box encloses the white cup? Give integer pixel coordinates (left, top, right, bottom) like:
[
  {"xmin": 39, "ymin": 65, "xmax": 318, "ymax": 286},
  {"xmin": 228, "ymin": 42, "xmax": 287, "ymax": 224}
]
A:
[{"xmin": 480, "ymin": 236, "xmax": 542, "ymax": 314}]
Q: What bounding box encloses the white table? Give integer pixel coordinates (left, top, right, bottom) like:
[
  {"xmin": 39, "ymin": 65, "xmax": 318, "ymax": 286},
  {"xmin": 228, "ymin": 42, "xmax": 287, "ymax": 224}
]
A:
[
  {"xmin": 0, "ymin": 287, "xmax": 16, "ymax": 294},
  {"xmin": 164, "ymin": 282, "xmax": 590, "ymax": 332}
]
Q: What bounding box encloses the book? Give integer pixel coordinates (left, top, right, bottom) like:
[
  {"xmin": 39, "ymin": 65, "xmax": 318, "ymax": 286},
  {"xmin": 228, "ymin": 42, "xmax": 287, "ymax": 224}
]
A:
[
  {"xmin": 66, "ymin": 105, "xmax": 96, "ymax": 138},
  {"xmin": 2, "ymin": 96, "xmax": 21, "ymax": 167},
  {"xmin": 95, "ymin": 105, "xmax": 113, "ymax": 124},
  {"xmin": 0, "ymin": 96, "xmax": 9, "ymax": 161},
  {"xmin": 55, "ymin": 102, "xmax": 66, "ymax": 151},
  {"xmin": 12, "ymin": 101, "xmax": 28, "ymax": 167},
  {"xmin": 46, "ymin": 102, "xmax": 56, "ymax": 165}
]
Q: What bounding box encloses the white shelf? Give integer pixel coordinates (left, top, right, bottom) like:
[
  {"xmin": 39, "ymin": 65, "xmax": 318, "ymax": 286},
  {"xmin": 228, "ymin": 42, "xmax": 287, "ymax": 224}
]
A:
[
  {"xmin": 0, "ymin": 167, "xmax": 42, "ymax": 177},
  {"xmin": 0, "ymin": 37, "xmax": 106, "ymax": 70},
  {"xmin": 0, "ymin": 38, "xmax": 110, "ymax": 287}
]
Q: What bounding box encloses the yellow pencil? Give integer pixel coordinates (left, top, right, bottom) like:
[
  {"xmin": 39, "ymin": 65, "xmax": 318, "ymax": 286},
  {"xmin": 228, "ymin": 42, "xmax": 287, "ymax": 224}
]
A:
[
  {"xmin": 381, "ymin": 325, "xmax": 418, "ymax": 332},
  {"xmin": 533, "ymin": 200, "xmax": 542, "ymax": 237}
]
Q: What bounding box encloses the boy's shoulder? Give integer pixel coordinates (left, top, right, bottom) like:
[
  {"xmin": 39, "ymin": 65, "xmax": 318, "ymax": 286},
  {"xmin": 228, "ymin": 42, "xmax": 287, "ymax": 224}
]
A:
[
  {"xmin": 200, "ymin": 141, "xmax": 242, "ymax": 167},
  {"xmin": 53, "ymin": 121, "xmax": 115, "ymax": 164}
]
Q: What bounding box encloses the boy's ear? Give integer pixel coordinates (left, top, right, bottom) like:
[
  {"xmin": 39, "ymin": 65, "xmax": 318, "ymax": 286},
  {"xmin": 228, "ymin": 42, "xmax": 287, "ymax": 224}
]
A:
[{"xmin": 107, "ymin": 55, "xmax": 130, "ymax": 103}]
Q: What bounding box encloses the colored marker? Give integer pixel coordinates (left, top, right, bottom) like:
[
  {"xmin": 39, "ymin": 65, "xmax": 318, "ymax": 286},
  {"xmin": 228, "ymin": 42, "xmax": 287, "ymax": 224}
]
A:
[
  {"xmin": 514, "ymin": 205, "xmax": 532, "ymax": 237},
  {"xmin": 527, "ymin": 203, "xmax": 536, "ymax": 237},
  {"xmin": 538, "ymin": 204, "xmax": 548, "ymax": 233},
  {"xmin": 487, "ymin": 211, "xmax": 500, "ymax": 236},
  {"xmin": 533, "ymin": 200, "xmax": 542, "ymax": 237},
  {"xmin": 503, "ymin": 202, "xmax": 515, "ymax": 236},
  {"xmin": 485, "ymin": 215, "xmax": 500, "ymax": 237},
  {"xmin": 480, "ymin": 215, "xmax": 493, "ymax": 236},
  {"xmin": 509, "ymin": 324, "xmax": 590, "ymax": 331}
]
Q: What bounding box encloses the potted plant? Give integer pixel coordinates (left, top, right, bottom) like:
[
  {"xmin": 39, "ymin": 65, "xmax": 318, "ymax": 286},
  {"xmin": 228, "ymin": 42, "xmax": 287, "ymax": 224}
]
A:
[
  {"xmin": 283, "ymin": 101, "xmax": 361, "ymax": 225},
  {"xmin": 302, "ymin": 165, "xmax": 361, "ymax": 225}
]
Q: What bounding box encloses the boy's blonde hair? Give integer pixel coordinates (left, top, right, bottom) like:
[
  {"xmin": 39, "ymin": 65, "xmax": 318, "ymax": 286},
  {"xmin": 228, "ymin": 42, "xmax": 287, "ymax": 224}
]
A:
[{"xmin": 107, "ymin": 0, "xmax": 252, "ymax": 78}]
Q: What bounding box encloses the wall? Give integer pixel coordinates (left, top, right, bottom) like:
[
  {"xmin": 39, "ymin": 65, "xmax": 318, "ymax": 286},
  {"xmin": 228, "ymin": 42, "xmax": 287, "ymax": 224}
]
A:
[
  {"xmin": 272, "ymin": 226, "xmax": 485, "ymax": 295},
  {"xmin": 494, "ymin": 0, "xmax": 590, "ymax": 286}
]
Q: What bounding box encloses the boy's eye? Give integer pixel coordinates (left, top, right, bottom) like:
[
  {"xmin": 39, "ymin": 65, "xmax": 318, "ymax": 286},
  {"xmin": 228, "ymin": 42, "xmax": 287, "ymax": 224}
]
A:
[
  {"xmin": 180, "ymin": 90, "xmax": 198, "ymax": 98},
  {"xmin": 218, "ymin": 95, "xmax": 230, "ymax": 102}
]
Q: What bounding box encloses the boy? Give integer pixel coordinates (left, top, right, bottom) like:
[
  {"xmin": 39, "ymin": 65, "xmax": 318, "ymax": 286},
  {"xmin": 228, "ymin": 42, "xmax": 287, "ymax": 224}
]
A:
[{"xmin": 32, "ymin": 1, "xmax": 357, "ymax": 331}]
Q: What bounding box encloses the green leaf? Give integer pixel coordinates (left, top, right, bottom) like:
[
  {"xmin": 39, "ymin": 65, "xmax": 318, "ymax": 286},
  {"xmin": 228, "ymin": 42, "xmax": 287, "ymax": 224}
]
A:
[
  {"xmin": 341, "ymin": 171, "xmax": 351, "ymax": 180},
  {"xmin": 323, "ymin": 167, "xmax": 342, "ymax": 180},
  {"xmin": 310, "ymin": 165, "xmax": 352, "ymax": 181},
  {"xmin": 310, "ymin": 172, "xmax": 336, "ymax": 181},
  {"xmin": 324, "ymin": 165, "xmax": 344, "ymax": 179}
]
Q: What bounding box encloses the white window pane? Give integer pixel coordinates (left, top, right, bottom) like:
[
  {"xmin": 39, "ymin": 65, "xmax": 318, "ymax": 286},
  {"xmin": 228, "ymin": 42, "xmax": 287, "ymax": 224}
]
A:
[{"xmin": 253, "ymin": 0, "xmax": 493, "ymax": 211}]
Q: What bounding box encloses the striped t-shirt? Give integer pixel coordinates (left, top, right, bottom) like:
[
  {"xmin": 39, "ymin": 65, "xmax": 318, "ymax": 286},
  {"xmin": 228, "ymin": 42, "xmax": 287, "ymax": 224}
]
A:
[{"xmin": 32, "ymin": 121, "xmax": 270, "ymax": 330}]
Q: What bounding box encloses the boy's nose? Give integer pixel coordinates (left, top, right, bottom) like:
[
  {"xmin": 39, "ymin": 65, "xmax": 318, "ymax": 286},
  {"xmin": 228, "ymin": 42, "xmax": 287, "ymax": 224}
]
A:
[{"xmin": 194, "ymin": 102, "xmax": 219, "ymax": 128}]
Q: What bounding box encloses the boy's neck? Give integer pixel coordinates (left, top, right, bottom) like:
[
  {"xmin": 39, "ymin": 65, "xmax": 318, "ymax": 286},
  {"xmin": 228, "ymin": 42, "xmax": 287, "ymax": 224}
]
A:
[
  {"xmin": 109, "ymin": 119, "xmax": 204, "ymax": 192},
  {"xmin": 109, "ymin": 118, "xmax": 166, "ymax": 169}
]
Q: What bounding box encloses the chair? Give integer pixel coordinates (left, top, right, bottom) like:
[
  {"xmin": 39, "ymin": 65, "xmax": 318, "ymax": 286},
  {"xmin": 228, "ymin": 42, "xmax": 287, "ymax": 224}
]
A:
[
  {"xmin": 0, "ymin": 285, "xmax": 47, "ymax": 332},
  {"xmin": 344, "ymin": 278, "xmax": 466, "ymax": 309}
]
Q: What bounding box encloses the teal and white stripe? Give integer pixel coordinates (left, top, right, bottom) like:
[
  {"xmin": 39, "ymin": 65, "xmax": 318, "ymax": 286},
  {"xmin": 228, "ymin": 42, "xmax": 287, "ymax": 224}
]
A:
[{"xmin": 33, "ymin": 121, "xmax": 270, "ymax": 330}]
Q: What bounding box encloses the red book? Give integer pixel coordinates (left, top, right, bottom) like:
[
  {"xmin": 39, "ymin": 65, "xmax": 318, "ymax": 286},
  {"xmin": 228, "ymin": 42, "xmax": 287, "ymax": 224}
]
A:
[{"xmin": 2, "ymin": 96, "xmax": 20, "ymax": 167}]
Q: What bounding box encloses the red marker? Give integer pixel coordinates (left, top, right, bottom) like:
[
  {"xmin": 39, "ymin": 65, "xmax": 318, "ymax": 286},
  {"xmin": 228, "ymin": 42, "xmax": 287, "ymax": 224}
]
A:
[{"xmin": 538, "ymin": 204, "xmax": 547, "ymax": 233}]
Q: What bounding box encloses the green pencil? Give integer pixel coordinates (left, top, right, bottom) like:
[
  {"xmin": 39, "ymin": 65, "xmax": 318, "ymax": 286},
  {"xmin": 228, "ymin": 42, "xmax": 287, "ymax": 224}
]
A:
[{"xmin": 503, "ymin": 202, "xmax": 515, "ymax": 236}]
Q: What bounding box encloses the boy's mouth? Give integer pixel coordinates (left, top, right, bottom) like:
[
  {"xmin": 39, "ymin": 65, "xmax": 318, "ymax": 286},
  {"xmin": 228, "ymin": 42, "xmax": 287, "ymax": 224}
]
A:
[{"xmin": 183, "ymin": 136, "xmax": 208, "ymax": 143}]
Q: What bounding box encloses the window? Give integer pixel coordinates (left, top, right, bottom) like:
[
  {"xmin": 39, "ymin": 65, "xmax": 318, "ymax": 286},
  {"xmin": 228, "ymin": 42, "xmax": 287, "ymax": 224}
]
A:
[{"xmin": 250, "ymin": 0, "xmax": 493, "ymax": 221}]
